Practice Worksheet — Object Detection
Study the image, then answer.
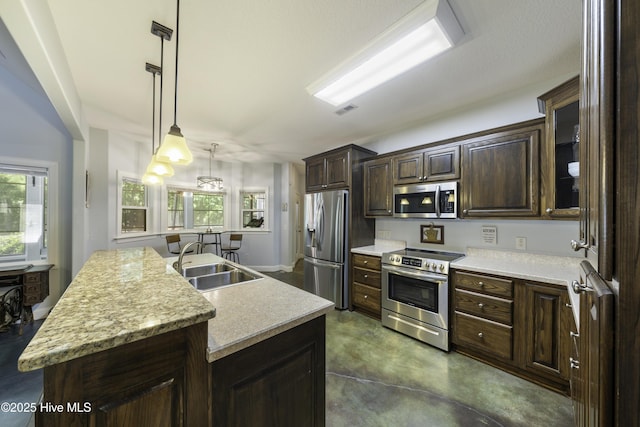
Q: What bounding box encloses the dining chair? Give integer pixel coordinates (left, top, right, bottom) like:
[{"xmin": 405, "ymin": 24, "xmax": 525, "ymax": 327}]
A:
[
  {"xmin": 221, "ymin": 234, "xmax": 242, "ymax": 263},
  {"xmin": 165, "ymin": 234, "xmax": 194, "ymax": 255}
]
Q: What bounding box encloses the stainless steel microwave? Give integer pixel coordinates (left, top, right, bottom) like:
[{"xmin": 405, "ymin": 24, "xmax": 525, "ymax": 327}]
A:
[{"xmin": 393, "ymin": 181, "xmax": 458, "ymax": 219}]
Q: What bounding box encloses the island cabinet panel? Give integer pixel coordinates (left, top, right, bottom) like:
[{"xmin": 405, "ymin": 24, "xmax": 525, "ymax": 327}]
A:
[
  {"xmin": 211, "ymin": 315, "xmax": 326, "ymax": 427},
  {"xmin": 363, "ymin": 157, "xmax": 393, "ymax": 217},
  {"xmin": 37, "ymin": 322, "xmax": 209, "ymax": 427},
  {"xmin": 460, "ymin": 120, "xmax": 542, "ymax": 218}
]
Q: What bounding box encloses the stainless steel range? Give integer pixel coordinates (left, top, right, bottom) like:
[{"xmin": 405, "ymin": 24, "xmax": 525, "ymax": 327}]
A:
[{"xmin": 381, "ymin": 248, "xmax": 463, "ymax": 351}]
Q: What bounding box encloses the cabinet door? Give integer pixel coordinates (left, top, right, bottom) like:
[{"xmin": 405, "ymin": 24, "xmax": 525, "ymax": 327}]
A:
[
  {"xmin": 325, "ymin": 152, "xmax": 350, "ymax": 189},
  {"xmin": 539, "ymin": 76, "xmax": 580, "ymax": 219},
  {"xmin": 364, "ymin": 158, "xmax": 392, "ymax": 216},
  {"xmin": 460, "ymin": 124, "xmax": 541, "ymax": 217},
  {"xmin": 393, "ymin": 151, "xmax": 424, "ymax": 184},
  {"xmin": 424, "ymin": 146, "xmax": 460, "ymax": 181},
  {"xmin": 521, "ymin": 281, "xmax": 570, "ymax": 382},
  {"xmin": 305, "ymin": 157, "xmax": 326, "ymax": 192}
]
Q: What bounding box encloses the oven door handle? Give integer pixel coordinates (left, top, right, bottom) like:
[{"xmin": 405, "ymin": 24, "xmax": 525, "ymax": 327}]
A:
[{"xmin": 382, "ymin": 265, "xmax": 446, "ymax": 283}]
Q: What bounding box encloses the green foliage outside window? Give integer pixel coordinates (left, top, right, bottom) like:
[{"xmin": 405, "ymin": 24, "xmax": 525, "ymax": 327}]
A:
[
  {"xmin": 0, "ymin": 174, "xmax": 26, "ymax": 256},
  {"xmin": 193, "ymin": 192, "xmax": 223, "ymax": 227},
  {"xmin": 121, "ymin": 180, "xmax": 147, "ymax": 233}
]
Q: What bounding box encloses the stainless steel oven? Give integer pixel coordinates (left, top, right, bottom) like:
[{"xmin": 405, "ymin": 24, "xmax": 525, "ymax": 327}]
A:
[{"xmin": 381, "ymin": 249, "xmax": 463, "ymax": 351}]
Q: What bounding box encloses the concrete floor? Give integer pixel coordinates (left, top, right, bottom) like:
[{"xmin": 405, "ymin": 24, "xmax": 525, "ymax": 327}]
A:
[
  {"xmin": 267, "ymin": 261, "xmax": 575, "ymax": 427},
  {"xmin": 0, "ymin": 262, "xmax": 574, "ymax": 427}
]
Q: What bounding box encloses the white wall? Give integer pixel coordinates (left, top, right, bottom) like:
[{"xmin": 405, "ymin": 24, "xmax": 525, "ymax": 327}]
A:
[
  {"xmin": 361, "ymin": 73, "xmax": 582, "ymax": 258},
  {"xmin": 0, "ymin": 62, "xmax": 74, "ymax": 313}
]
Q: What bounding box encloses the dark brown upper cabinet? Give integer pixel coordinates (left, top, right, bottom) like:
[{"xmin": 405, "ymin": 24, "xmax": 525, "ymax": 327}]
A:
[
  {"xmin": 537, "ymin": 76, "xmax": 580, "ymax": 219},
  {"xmin": 304, "ymin": 145, "xmax": 376, "ymax": 193},
  {"xmin": 460, "ymin": 119, "xmax": 543, "ymax": 218},
  {"xmin": 363, "ymin": 157, "xmax": 393, "ymax": 217},
  {"xmin": 393, "ymin": 145, "xmax": 460, "ymax": 185}
]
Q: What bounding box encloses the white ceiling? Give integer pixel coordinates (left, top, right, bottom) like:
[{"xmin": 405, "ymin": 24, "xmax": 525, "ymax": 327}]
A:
[{"xmin": 44, "ymin": 0, "xmax": 581, "ymax": 164}]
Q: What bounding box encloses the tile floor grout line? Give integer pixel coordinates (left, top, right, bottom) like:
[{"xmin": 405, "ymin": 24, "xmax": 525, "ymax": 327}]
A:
[{"xmin": 326, "ymin": 371, "xmax": 507, "ymax": 427}]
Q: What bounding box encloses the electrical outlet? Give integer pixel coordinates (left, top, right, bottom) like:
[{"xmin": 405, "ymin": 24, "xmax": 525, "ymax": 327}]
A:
[{"xmin": 515, "ymin": 237, "xmax": 527, "ymax": 250}]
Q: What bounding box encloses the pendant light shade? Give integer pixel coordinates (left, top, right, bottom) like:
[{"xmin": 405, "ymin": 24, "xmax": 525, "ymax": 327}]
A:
[
  {"xmin": 146, "ymin": 154, "xmax": 175, "ymax": 177},
  {"xmin": 157, "ymin": 125, "xmax": 193, "ymax": 164},
  {"xmin": 156, "ymin": 0, "xmax": 193, "ymax": 165},
  {"xmin": 142, "ymin": 171, "xmax": 164, "ymax": 185}
]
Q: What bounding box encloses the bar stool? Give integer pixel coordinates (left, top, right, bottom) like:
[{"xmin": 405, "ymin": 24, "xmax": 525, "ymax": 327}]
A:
[
  {"xmin": 221, "ymin": 234, "xmax": 243, "ymax": 263},
  {"xmin": 165, "ymin": 234, "xmax": 194, "ymax": 255}
]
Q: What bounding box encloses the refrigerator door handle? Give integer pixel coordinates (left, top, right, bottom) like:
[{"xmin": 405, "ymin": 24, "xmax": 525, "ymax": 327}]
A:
[{"xmin": 306, "ymin": 257, "xmax": 341, "ymax": 269}]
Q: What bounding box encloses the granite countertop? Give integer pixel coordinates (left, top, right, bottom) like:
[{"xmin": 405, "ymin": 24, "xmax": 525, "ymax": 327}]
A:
[
  {"xmin": 170, "ymin": 253, "xmax": 335, "ymax": 362},
  {"xmin": 18, "ymin": 247, "xmax": 216, "ymax": 372},
  {"xmin": 451, "ymin": 247, "xmax": 583, "ymax": 325},
  {"xmin": 351, "ymin": 239, "xmax": 406, "ymax": 257}
]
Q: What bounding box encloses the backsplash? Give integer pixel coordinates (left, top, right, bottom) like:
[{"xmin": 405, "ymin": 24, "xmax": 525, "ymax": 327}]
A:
[{"xmin": 374, "ymin": 218, "xmax": 581, "ymax": 258}]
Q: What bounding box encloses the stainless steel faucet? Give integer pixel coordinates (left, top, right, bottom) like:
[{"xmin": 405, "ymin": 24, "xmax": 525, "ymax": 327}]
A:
[{"xmin": 175, "ymin": 241, "xmax": 203, "ymax": 273}]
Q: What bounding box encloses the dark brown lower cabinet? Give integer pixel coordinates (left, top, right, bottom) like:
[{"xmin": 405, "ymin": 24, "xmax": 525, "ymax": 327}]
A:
[
  {"xmin": 452, "ymin": 269, "xmax": 571, "ymax": 394},
  {"xmin": 211, "ymin": 316, "xmax": 326, "ymax": 427},
  {"xmin": 37, "ymin": 322, "xmax": 209, "ymax": 427}
]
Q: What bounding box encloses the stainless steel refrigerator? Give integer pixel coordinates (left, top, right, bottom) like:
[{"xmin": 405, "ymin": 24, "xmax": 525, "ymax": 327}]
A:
[{"xmin": 303, "ymin": 190, "xmax": 349, "ymax": 309}]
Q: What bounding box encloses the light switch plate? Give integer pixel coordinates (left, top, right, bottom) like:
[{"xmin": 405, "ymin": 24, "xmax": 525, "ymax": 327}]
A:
[{"xmin": 515, "ymin": 237, "xmax": 527, "ymax": 250}]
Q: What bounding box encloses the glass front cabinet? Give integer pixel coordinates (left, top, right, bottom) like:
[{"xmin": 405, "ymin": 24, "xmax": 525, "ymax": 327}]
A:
[{"xmin": 538, "ymin": 76, "xmax": 580, "ymax": 219}]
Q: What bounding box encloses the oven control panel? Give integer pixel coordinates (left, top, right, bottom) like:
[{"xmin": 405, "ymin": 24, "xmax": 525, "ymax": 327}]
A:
[{"xmin": 385, "ymin": 254, "xmax": 448, "ymax": 274}]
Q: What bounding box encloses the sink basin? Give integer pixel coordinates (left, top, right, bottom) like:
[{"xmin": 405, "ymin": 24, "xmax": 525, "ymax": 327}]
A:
[
  {"xmin": 188, "ymin": 270, "xmax": 262, "ymax": 291},
  {"xmin": 181, "ymin": 263, "xmax": 235, "ymax": 278}
]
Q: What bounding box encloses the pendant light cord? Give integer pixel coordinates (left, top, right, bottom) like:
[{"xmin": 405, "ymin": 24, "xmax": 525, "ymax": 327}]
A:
[
  {"xmin": 159, "ymin": 37, "xmax": 164, "ymax": 151},
  {"xmin": 172, "ymin": 0, "xmax": 180, "ymax": 126},
  {"xmin": 151, "ymin": 72, "xmax": 157, "ymax": 155}
]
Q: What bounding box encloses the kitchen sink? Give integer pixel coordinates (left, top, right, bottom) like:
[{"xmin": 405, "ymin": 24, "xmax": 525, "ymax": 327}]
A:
[
  {"xmin": 188, "ymin": 269, "xmax": 262, "ymax": 291},
  {"xmin": 181, "ymin": 263, "xmax": 235, "ymax": 278}
]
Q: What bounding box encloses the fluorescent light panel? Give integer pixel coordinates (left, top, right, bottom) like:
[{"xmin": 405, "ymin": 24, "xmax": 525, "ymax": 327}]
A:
[{"xmin": 308, "ymin": 0, "xmax": 463, "ymax": 106}]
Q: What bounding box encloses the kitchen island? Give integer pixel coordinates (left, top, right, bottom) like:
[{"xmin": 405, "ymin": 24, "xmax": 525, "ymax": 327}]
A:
[{"xmin": 19, "ymin": 247, "xmax": 333, "ymax": 426}]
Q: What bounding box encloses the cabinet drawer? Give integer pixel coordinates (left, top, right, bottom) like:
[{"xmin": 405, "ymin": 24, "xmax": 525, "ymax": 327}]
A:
[
  {"xmin": 352, "ymin": 254, "xmax": 381, "ymax": 270},
  {"xmin": 454, "ymin": 312, "xmax": 513, "ymax": 360},
  {"xmin": 23, "ymin": 293, "xmax": 41, "ymax": 305},
  {"xmin": 23, "ymin": 273, "xmax": 41, "ymax": 284},
  {"xmin": 454, "ymin": 289, "xmax": 513, "ymax": 325},
  {"xmin": 454, "ymin": 271, "xmax": 513, "ymax": 298},
  {"xmin": 353, "ymin": 267, "xmax": 381, "ymax": 288},
  {"xmin": 353, "ymin": 283, "xmax": 381, "ymax": 312},
  {"xmin": 24, "ymin": 284, "xmax": 40, "ymax": 295}
]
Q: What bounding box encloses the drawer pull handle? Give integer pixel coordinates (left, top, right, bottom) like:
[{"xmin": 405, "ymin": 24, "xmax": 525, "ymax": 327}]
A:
[
  {"xmin": 478, "ymin": 281, "xmax": 484, "ymax": 287},
  {"xmin": 363, "ymin": 295, "xmax": 368, "ymax": 299},
  {"xmin": 477, "ymin": 332, "xmax": 483, "ymax": 338},
  {"xmin": 570, "ymin": 331, "xmax": 579, "ymax": 338},
  {"xmin": 478, "ymin": 303, "xmax": 484, "ymax": 309},
  {"xmin": 363, "ymin": 260, "xmax": 368, "ymax": 264},
  {"xmin": 364, "ymin": 274, "xmax": 368, "ymax": 279}
]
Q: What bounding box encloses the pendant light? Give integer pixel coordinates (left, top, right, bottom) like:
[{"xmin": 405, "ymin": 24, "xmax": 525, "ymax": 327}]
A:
[
  {"xmin": 145, "ymin": 21, "xmax": 174, "ymax": 177},
  {"xmin": 142, "ymin": 63, "xmax": 164, "ymax": 185},
  {"xmin": 156, "ymin": 0, "xmax": 193, "ymax": 165},
  {"xmin": 197, "ymin": 143, "xmax": 224, "ymax": 191}
]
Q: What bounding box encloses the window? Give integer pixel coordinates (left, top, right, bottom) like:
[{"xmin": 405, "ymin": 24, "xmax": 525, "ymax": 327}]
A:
[
  {"xmin": 240, "ymin": 190, "xmax": 267, "ymax": 228},
  {"xmin": 119, "ymin": 178, "xmax": 148, "ymax": 233},
  {"xmin": 0, "ymin": 164, "xmax": 48, "ymax": 262},
  {"xmin": 167, "ymin": 188, "xmax": 224, "ymax": 230}
]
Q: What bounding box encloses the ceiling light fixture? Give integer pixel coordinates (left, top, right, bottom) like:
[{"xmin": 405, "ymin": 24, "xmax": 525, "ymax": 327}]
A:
[
  {"xmin": 197, "ymin": 143, "xmax": 224, "ymax": 191},
  {"xmin": 144, "ymin": 21, "xmax": 174, "ymax": 178},
  {"xmin": 156, "ymin": 0, "xmax": 193, "ymax": 165},
  {"xmin": 306, "ymin": 0, "xmax": 463, "ymax": 106},
  {"xmin": 142, "ymin": 63, "xmax": 164, "ymax": 185}
]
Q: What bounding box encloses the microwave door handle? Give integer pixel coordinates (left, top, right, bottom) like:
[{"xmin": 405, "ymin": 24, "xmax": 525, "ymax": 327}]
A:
[{"xmin": 435, "ymin": 185, "xmax": 441, "ymax": 217}]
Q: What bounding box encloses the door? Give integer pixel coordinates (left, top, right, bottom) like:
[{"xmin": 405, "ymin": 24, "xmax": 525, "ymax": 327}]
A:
[
  {"xmin": 304, "ymin": 191, "xmax": 347, "ymax": 263},
  {"xmin": 303, "ymin": 257, "xmax": 345, "ymax": 309}
]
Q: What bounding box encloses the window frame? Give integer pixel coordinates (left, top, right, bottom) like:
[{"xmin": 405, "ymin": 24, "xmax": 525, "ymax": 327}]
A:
[
  {"xmin": 116, "ymin": 172, "xmax": 150, "ymax": 237},
  {"xmin": 239, "ymin": 188, "xmax": 268, "ymax": 230},
  {"xmin": 0, "ymin": 157, "xmax": 56, "ymax": 265},
  {"xmin": 166, "ymin": 185, "xmax": 227, "ymax": 231}
]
